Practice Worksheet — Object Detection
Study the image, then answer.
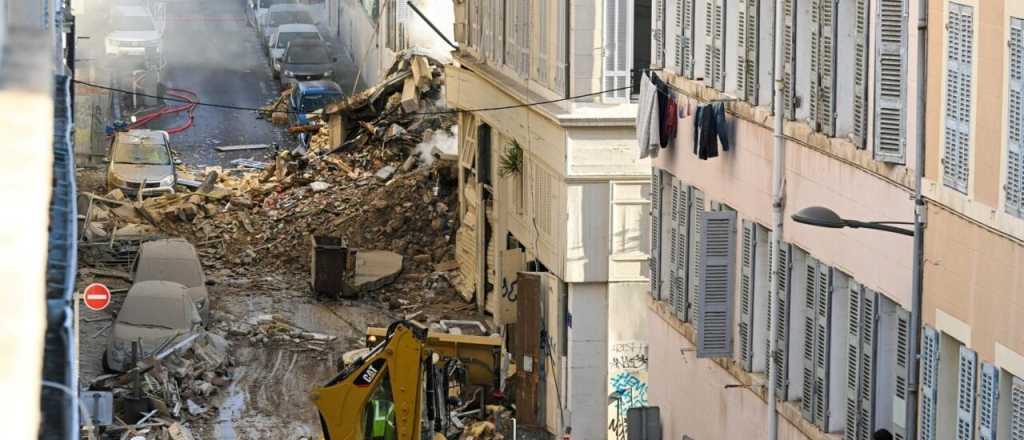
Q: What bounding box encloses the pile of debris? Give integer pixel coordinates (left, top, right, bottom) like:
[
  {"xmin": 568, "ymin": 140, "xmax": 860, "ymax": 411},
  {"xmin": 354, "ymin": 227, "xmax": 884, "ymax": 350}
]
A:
[
  {"xmin": 85, "ymin": 333, "xmax": 231, "ymax": 439},
  {"xmin": 219, "ymin": 313, "xmax": 337, "ymax": 354}
]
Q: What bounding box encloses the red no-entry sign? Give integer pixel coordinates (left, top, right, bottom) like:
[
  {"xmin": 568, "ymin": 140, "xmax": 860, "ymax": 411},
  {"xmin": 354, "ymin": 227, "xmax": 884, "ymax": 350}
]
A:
[{"xmin": 83, "ymin": 283, "xmax": 112, "ymax": 311}]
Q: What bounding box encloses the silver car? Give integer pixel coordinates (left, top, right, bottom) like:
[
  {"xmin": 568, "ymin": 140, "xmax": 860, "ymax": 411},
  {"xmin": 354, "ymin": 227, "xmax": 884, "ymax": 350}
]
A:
[
  {"xmin": 258, "ymin": 4, "xmax": 315, "ymax": 50},
  {"xmin": 268, "ymin": 23, "xmax": 322, "ymax": 79},
  {"xmin": 105, "ymin": 5, "xmax": 163, "ymax": 58},
  {"xmin": 132, "ymin": 238, "xmax": 211, "ymax": 323},
  {"xmin": 106, "ymin": 129, "xmax": 176, "ymax": 197},
  {"xmin": 103, "ymin": 280, "xmax": 202, "ymax": 372}
]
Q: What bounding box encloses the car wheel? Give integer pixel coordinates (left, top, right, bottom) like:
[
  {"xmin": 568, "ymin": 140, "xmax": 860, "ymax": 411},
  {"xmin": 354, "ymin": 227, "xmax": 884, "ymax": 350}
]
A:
[{"xmin": 102, "ymin": 351, "xmax": 115, "ymax": 373}]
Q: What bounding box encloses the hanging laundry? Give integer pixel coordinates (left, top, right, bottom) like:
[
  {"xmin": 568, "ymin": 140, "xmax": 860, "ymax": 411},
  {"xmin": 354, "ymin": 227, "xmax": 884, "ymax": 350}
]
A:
[
  {"xmin": 691, "ymin": 102, "xmax": 732, "ymax": 160},
  {"xmin": 661, "ymin": 95, "xmax": 678, "ymax": 148},
  {"xmin": 636, "ymin": 73, "xmax": 661, "ymax": 159},
  {"xmin": 651, "ymin": 75, "xmax": 670, "ymax": 148}
]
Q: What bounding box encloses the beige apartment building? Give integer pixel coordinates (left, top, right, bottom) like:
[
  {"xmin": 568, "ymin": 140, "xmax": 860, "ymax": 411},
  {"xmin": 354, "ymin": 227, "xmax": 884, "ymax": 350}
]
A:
[
  {"xmin": 644, "ymin": 0, "xmax": 924, "ymax": 439},
  {"xmin": 446, "ymin": 1, "xmax": 654, "ymax": 438},
  {"xmin": 916, "ymin": 1, "xmax": 1024, "ymax": 439}
]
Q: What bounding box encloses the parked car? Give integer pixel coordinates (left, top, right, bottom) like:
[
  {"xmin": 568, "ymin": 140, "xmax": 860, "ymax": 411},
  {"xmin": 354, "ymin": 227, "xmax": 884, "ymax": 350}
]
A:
[
  {"xmin": 268, "ymin": 24, "xmax": 322, "ymax": 79},
  {"xmin": 258, "ymin": 4, "xmax": 316, "ymax": 50},
  {"xmin": 289, "ymin": 80, "xmax": 343, "ymax": 126},
  {"xmin": 106, "ymin": 129, "xmax": 176, "ymax": 197},
  {"xmin": 279, "ymin": 38, "xmax": 337, "ymax": 86},
  {"xmin": 105, "ymin": 5, "xmax": 162, "ymax": 58},
  {"xmin": 249, "ymin": 0, "xmax": 299, "ymax": 29},
  {"xmin": 102, "ymin": 280, "xmax": 202, "ymax": 372},
  {"xmin": 132, "ymin": 238, "xmax": 211, "ymax": 323}
]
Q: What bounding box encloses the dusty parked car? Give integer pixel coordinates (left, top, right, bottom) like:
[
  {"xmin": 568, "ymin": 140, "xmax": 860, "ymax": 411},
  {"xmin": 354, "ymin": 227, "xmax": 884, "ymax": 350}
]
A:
[
  {"xmin": 132, "ymin": 238, "xmax": 211, "ymax": 322},
  {"xmin": 106, "ymin": 129, "xmax": 176, "ymax": 197},
  {"xmin": 105, "ymin": 5, "xmax": 163, "ymax": 58},
  {"xmin": 258, "ymin": 4, "xmax": 315, "ymax": 50},
  {"xmin": 103, "ymin": 280, "xmax": 202, "ymax": 372},
  {"xmin": 268, "ymin": 24, "xmax": 322, "ymax": 79},
  {"xmin": 279, "ymin": 38, "xmax": 337, "ymax": 86}
]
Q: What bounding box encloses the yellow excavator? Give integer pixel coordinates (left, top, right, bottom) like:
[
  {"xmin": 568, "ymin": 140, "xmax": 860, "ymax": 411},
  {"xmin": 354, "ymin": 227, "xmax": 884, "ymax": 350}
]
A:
[{"xmin": 312, "ymin": 321, "xmax": 504, "ymax": 440}]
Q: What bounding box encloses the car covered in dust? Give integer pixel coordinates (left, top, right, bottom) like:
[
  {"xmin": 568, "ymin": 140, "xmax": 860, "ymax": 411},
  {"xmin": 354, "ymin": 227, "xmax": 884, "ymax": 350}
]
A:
[
  {"xmin": 103, "ymin": 280, "xmax": 203, "ymax": 372},
  {"xmin": 106, "ymin": 129, "xmax": 177, "ymax": 197},
  {"xmin": 258, "ymin": 4, "xmax": 316, "ymax": 50},
  {"xmin": 268, "ymin": 23, "xmax": 323, "ymax": 79},
  {"xmin": 105, "ymin": 5, "xmax": 163, "ymax": 58},
  {"xmin": 132, "ymin": 238, "xmax": 211, "ymax": 323}
]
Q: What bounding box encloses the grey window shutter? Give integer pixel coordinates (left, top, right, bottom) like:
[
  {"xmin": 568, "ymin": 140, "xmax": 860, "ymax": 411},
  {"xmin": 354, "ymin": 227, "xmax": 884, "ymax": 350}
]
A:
[
  {"xmin": 768, "ymin": 241, "xmax": 791, "ymax": 399},
  {"xmin": 812, "ymin": 263, "xmax": 833, "ymax": 431},
  {"xmin": 738, "ymin": 220, "xmax": 757, "ymax": 370},
  {"xmin": 1006, "ymin": 18, "xmax": 1024, "ymax": 218},
  {"xmin": 874, "ymin": 0, "xmax": 908, "ymax": 163},
  {"xmin": 920, "ymin": 326, "xmax": 941, "ymax": 440},
  {"xmin": 650, "ymin": 169, "xmax": 662, "ymax": 299},
  {"xmin": 852, "ymin": 0, "xmax": 870, "ymax": 149},
  {"xmin": 844, "ymin": 280, "xmax": 864, "ymax": 440},
  {"xmin": 670, "ymin": 0, "xmax": 683, "ymax": 72},
  {"xmin": 1011, "ymin": 377, "xmax": 1024, "ymax": 440},
  {"xmin": 979, "ymin": 363, "xmax": 1000, "ymax": 440},
  {"xmin": 857, "ymin": 289, "xmax": 878, "ymax": 439},
  {"xmin": 495, "ymin": 0, "xmax": 505, "ymax": 64},
  {"xmin": 943, "ymin": 3, "xmax": 973, "ymax": 193},
  {"xmin": 704, "ymin": 0, "xmax": 715, "ymax": 87},
  {"xmin": 809, "ymin": 0, "xmax": 821, "ymax": 128},
  {"xmin": 783, "ymin": 0, "xmax": 797, "ymax": 120},
  {"xmin": 893, "ymin": 308, "xmax": 912, "ymax": 440},
  {"xmin": 815, "ymin": 0, "xmax": 838, "ymax": 136},
  {"xmin": 682, "ymin": 0, "xmax": 696, "ymax": 78},
  {"xmin": 675, "ymin": 183, "xmax": 692, "ymax": 321},
  {"xmin": 737, "ymin": 0, "xmax": 759, "ymax": 104},
  {"xmin": 688, "ymin": 188, "xmax": 705, "ymax": 324},
  {"xmin": 697, "ymin": 210, "xmax": 737, "ymax": 358},
  {"xmin": 713, "ymin": 0, "xmax": 726, "ymax": 89},
  {"xmin": 504, "ymin": 0, "xmax": 517, "ymax": 67},
  {"xmin": 667, "ymin": 178, "xmax": 681, "ymax": 308},
  {"xmin": 654, "ymin": 0, "xmax": 666, "ymax": 67},
  {"xmin": 956, "ymin": 346, "xmax": 978, "ymax": 440},
  {"xmin": 801, "ymin": 256, "xmax": 821, "ymax": 421}
]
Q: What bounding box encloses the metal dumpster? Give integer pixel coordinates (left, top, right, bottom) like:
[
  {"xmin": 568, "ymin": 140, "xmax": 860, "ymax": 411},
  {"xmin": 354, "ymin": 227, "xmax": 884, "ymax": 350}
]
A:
[{"xmin": 310, "ymin": 235, "xmax": 353, "ymax": 298}]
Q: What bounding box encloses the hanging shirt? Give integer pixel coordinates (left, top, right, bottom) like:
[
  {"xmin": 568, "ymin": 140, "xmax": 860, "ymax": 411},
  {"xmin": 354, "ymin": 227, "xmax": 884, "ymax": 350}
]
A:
[
  {"xmin": 636, "ymin": 73, "xmax": 661, "ymax": 159},
  {"xmin": 661, "ymin": 96, "xmax": 678, "ymax": 148}
]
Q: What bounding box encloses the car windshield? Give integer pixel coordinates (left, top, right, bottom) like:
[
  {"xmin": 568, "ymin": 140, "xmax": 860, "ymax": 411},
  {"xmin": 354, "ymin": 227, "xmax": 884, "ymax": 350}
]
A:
[
  {"xmin": 119, "ymin": 295, "xmax": 188, "ymax": 329},
  {"xmin": 270, "ymin": 11, "xmax": 312, "ymax": 26},
  {"xmin": 277, "ymin": 32, "xmax": 319, "ymax": 49},
  {"xmin": 113, "ymin": 15, "xmax": 154, "ymax": 32},
  {"xmin": 113, "ymin": 143, "xmax": 170, "ymax": 165},
  {"xmin": 263, "ymin": 0, "xmax": 298, "ymax": 8},
  {"xmin": 286, "ymin": 44, "xmax": 329, "ymax": 64},
  {"xmin": 136, "ymin": 258, "xmax": 204, "ymax": 286},
  {"xmin": 300, "ymin": 93, "xmax": 340, "ymax": 112}
]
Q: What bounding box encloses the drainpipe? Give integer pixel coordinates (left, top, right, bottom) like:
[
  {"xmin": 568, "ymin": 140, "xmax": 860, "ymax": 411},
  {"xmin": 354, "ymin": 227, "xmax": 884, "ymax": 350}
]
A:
[
  {"xmin": 766, "ymin": 0, "xmax": 786, "ymax": 438},
  {"xmin": 907, "ymin": 1, "xmax": 929, "ymax": 437}
]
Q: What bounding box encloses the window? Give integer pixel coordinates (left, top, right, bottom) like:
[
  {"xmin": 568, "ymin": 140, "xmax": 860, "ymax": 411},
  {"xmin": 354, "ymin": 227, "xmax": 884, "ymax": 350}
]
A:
[
  {"xmin": 604, "ymin": 0, "xmax": 632, "ymax": 99},
  {"xmin": 362, "ymin": 371, "xmax": 397, "ymax": 440},
  {"xmin": 943, "ymin": 2, "xmax": 974, "ymax": 194},
  {"xmin": 505, "ymin": 0, "xmax": 529, "ymax": 77},
  {"xmin": 737, "ymin": 221, "xmax": 770, "ymax": 372},
  {"xmin": 921, "ymin": 330, "xmax": 970, "ymax": 440},
  {"xmin": 735, "ymin": 0, "xmax": 760, "ymax": 104},
  {"xmin": 696, "ymin": 208, "xmax": 736, "ymax": 358},
  {"xmin": 650, "ymin": 169, "xmax": 664, "ymax": 299},
  {"xmin": 704, "ymin": 0, "xmax": 726, "ymax": 91},
  {"xmin": 1006, "ymin": 17, "xmax": 1024, "ymax": 218},
  {"xmin": 872, "ymin": 0, "xmax": 908, "ymax": 162},
  {"xmin": 652, "ymin": 175, "xmax": 704, "ymax": 325}
]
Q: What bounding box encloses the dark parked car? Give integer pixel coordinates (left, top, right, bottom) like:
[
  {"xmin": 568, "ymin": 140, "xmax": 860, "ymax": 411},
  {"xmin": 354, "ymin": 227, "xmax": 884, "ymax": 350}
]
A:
[{"xmin": 279, "ymin": 38, "xmax": 336, "ymax": 87}]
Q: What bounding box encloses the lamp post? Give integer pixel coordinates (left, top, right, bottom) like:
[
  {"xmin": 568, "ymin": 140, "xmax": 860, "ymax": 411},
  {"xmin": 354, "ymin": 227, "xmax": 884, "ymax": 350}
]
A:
[{"xmin": 791, "ymin": 205, "xmax": 921, "ymax": 438}]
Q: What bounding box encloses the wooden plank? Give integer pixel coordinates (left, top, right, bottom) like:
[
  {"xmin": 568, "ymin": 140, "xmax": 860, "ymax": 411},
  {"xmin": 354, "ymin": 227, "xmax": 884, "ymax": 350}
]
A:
[
  {"xmin": 213, "ymin": 144, "xmax": 271, "ymax": 152},
  {"xmin": 411, "ymin": 56, "xmax": 432, "ymax": 88},
  {"xmin": 515, "ymin": 272, "xmax": 543, "ymax": 428},
  {"xmin": 401, "ymin": 76, "xmax": 420, "ymax": 113}
]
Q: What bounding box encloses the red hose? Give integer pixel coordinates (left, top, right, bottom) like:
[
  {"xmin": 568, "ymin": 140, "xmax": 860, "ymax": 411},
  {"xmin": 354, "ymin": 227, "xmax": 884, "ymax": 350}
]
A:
[{"xmin": 128, "ymin": 88, "xmax": 199, "ymax": 135}]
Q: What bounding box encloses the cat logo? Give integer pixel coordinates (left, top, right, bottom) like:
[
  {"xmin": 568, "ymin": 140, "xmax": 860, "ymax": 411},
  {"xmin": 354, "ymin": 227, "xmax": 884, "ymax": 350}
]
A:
[{"xmin": 354, "ymin": 358, "xmax": 386, "ymax": 387}]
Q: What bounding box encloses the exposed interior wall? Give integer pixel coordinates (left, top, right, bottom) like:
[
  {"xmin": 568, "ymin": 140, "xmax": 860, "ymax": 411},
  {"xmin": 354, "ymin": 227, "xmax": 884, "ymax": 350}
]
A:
[
  {"xmin": 338, "ymin": 0, "xmax": 389, "ymax": 89},
  {"xmin": 567, "ymin": 282, "xmax": 609, "ymax": 440},
  {"xmin": 652, "ymin": 114, "xmax": 914, "ymax": 307},
  {"xmin": 647, "ymin": 305, "xmax": 812, "ymax": 440},
  {"xmin": 922, "ymin": 204, "xmax": 1024, "ymax": 362}
]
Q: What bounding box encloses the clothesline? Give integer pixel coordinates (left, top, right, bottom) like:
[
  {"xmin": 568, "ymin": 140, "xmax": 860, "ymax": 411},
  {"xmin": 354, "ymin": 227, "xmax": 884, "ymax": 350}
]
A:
[{"xmin": 631, "ymin": 67, "xmax": 740, "ymax": 104}]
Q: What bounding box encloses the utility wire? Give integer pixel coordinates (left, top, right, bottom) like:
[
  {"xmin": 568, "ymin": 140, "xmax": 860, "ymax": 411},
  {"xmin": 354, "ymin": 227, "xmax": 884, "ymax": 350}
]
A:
[{"xmin": 71, "ymin": 78, "xmax": 632, "ymax": 117}]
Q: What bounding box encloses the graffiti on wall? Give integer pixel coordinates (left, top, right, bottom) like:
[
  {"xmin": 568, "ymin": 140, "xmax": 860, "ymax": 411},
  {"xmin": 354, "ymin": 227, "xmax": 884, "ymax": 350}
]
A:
[
  {"xmin": 607, "ymin": 371, "xmax": 649, "ymax": 440},
  {"xmin": 610, "ymin": 341, "xmax": 649, "ymax": 371}
]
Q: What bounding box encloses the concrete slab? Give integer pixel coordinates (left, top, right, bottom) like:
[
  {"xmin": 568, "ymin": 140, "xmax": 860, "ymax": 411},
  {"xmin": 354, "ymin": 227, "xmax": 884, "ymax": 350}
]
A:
[{"xmin": 352, "ymin": 250, "xmax": 403, "ymax": 291}]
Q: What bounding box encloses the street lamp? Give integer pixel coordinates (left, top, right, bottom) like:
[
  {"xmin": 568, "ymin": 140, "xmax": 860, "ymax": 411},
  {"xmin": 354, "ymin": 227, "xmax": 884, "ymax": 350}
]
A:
[{"xmin": 791, "ymin": 206, "xmax": 914, "ymax": 237}]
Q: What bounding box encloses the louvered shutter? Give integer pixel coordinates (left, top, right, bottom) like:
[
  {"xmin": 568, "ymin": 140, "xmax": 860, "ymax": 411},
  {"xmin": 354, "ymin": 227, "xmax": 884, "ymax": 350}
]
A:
[
  {"xmin": 605, "ymin": 0, "xmax": 630, "ymax": 99},
  {"xmin": 844, "ymin": 280, "xmax": 863, "ymax": 440},
  {"xmin": 769, "ymin": 241, "xmax": 791, "ymax": 399},
  {"xmin": 738, "ymin": 221, "xmax": 757, "ymax": 370},
  {"xmin": 505, "ymin": 0, "xmax": 517, "ymax": 68},
  {"xmin": 650, "ymin": 169, "xmax": 662, "ymax": 299},
  {"xmin": 697, "ymin": 210, "xmax": 736, "ymax": 358},
  {"xmin": 481, "ymin": 0, "xmax": 493, "ymax": 60},
  {"xmin": 688, "ymin": 188, "xmax": 705, "ymax": 324},
  {"xmin": 943, "ymin": 3, "xmax": 973, "ymax": 193},
  {"xmin": 892, "ymin": 308, "xmax": 911, "ymax": 440},
  {"xmin": 737, "ymin": 0, "xmax": 759, "ymax": 104},
  {"xmin": 518, "ymin": 0, "xmax": 530, "ymax": 77},
  {"xmin": 1011, "ymin": 377, "xmax": 1024, "ymax": 440},
  {"xmin": 920, "ymin": 326, "xmax": 940, "ymax": 440},
  {"xmin": 681, "ymin": 0, "xmax": 696, "ymax": 78},
  {"xmin": 535, "ymin": 0, "xmax": 549, "ymax": 83},
  {"xmin": 809, "ymin": 0, "xmax": 821, "ymax": 127},
  {"xmin": 703, "ymin": 0, "xmax": 725, "ymax": 90},
  {"xmin": 956, "ymin": 346, "xmax": 978, "ymax": 440},
  {"xmin": 654, "ymin": 0, "xmax": 666, "ymax": 68},
  {"xmin": 675, "ymin": 183, "xmax": 691, "ymax": 321},
  {"xmin": 979, "ymin": 363, "xmax": 1000, "ymax": 440},
  {"xmin": 782, "ymin": 0, "xmax": 797, "ymax": 119},
  {"xmin": 874, "ymin": 0, "xmax": 908, "ymax": 163},
  {"xmin": 1006, "ymin": 18, "xmax": 1024, "ymax": 218},
  {"xmin": 857, "ymin": 289, "xmax": 878, "ymax": 439},
  {"xmin": 817, "ymin": 0, "xmax": 837, "ymax": 135},
  {"xmin": 667, "ymin": 178, "xmax": 680, "ymax": 304},
  {"xmin": 813, "ymin": 263, "xmax": 832, "ymax": 431},
  {"xmin": 555, "ymin": 0, "xmax": 567, "ymax": 92},
  {"xmin": 495, "ymin": 0, "xmax": 505, "ymax": 64},
  {"xmin": 713, "ymin": 0, "xmax": 725, "ymax": 89},
  {"xmin": 801, "ymin": 256, "xmax": 820, "ymax": 421},
  {"xmin": 852, "ymin": 0, "xmax": 870, "ymax": 148},
  {"xmin": 667, "ymin": 0, "xmax": 681, "ymax": 73},
  {"xmin": 469, "ymin": 0, "xmax": 481, "ymax": 49}
]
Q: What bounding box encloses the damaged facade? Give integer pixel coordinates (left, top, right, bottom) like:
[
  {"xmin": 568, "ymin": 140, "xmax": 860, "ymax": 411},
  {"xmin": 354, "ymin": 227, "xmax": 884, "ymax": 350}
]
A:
[
  {"xmin": 643, "ymin": 0, "xmax": 921, "ymax": 439},
  {"xmin": 448, "ymin": 1, "xmax": 652, "ymax": 438}
]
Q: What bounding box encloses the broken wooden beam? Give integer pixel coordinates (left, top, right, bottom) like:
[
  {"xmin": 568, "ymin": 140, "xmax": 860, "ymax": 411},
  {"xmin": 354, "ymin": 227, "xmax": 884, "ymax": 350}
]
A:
[{"xmin": 401, "ymin": 77, "xmax": 420, "ymax": 113}]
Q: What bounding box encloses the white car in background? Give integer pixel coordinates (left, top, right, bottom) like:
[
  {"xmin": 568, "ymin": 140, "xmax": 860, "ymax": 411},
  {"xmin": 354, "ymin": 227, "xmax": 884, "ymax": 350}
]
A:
[
  {"xmin": 268, "ymin": 24, "xmax": 322, "ymax": 79},
  {"xmin": 105, "ymin": 5, "xmax": 164, "ymax": 58},
  {"xmin": 258, "ymin": 4, "xmax": 316, "ymax": 50}
]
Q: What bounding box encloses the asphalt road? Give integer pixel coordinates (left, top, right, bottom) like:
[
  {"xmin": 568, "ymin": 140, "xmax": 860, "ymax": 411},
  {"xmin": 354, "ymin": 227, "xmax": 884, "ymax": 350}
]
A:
[{"xmin": 146, "ymin": 0, "xmax": 289, "ymax": 167}]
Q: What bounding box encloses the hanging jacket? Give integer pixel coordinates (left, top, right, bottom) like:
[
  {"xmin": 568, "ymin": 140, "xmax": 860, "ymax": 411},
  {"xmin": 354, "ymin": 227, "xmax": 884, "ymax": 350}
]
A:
[
  {"xmin": 713, "ymin": 102, "xmax": 730, "ymax": 151},
  {"xmin": 636, "ymin": 73, "xmax": 660, "ymax": 158},
  {"xmin": 698, "ymin": 104, "xmax": 719, "ymax": 159},
  {"xmin": 661, "ymin": 95, "xmax": 678, "ymax": 148}
]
